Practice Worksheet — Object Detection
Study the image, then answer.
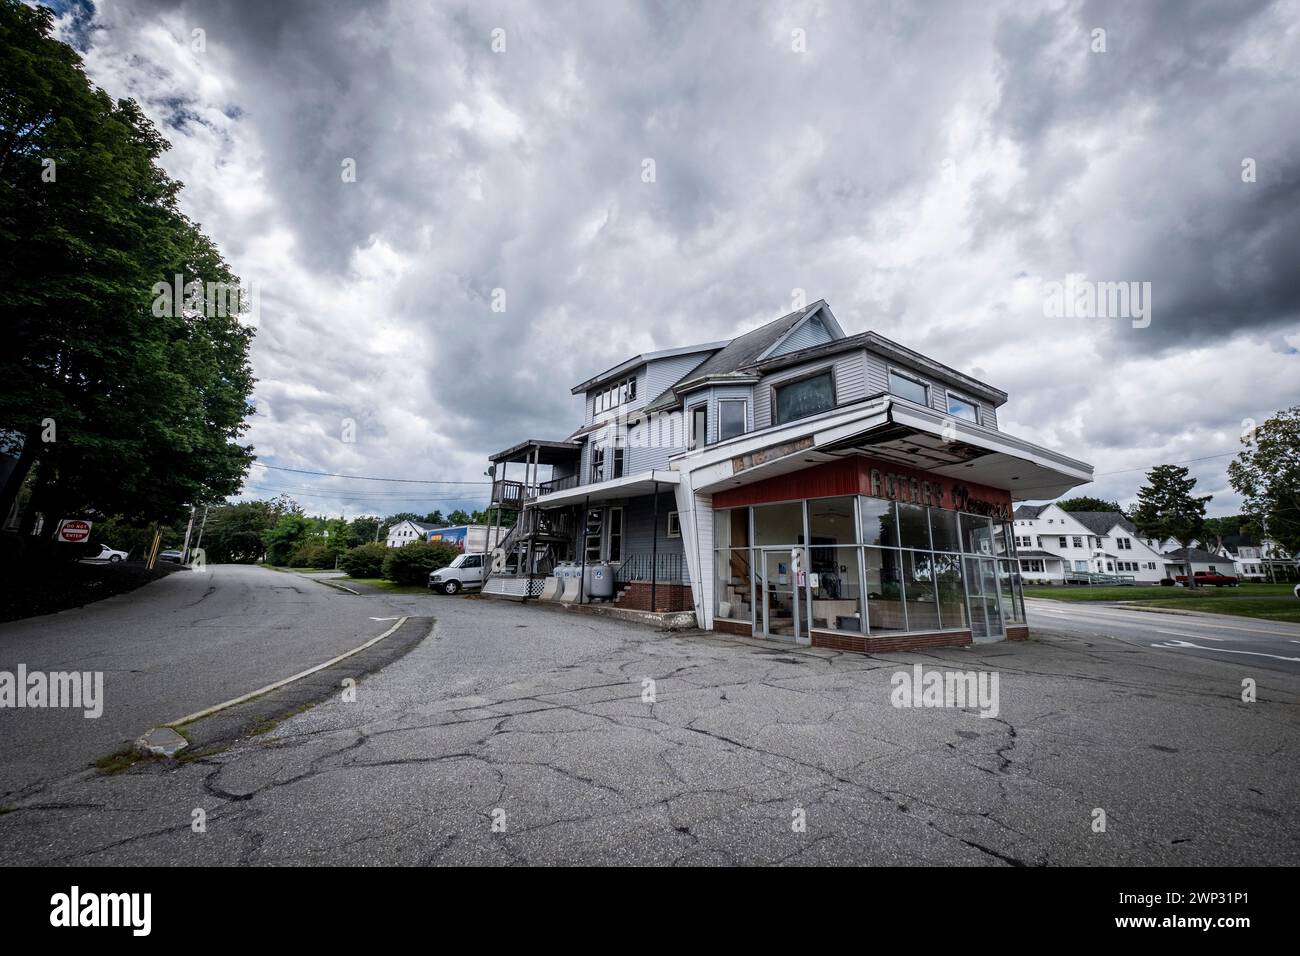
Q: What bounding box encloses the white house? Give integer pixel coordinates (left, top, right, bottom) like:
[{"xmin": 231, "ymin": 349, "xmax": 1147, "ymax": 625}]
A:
[
  {"xmin": 385, "ymin": 519, "xmax": 442, "ymax": 548},
  {"xmin": 1011, "ymin": 504, "xmax": 1166, "ymax": 583}
]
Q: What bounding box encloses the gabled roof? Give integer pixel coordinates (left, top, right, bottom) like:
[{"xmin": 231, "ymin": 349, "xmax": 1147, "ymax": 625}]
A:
[
  {"xmin": 1066, "ymin": 511, "xmax": 1138, "ymax": 536},
  {"xmin": 642, "ymin": 301, "xmax": 832, "ymax": 413},
  {"xmin": 1014, "ymin": 504, "xmax": 1047, "ymax": 519},
  {"xmin": 1164, "ymin": 547, "xmax": 1233, "ymax": 563},
  {"xmin": 569, "ymin": 341, "xmax": 727, "ymax": 396}
]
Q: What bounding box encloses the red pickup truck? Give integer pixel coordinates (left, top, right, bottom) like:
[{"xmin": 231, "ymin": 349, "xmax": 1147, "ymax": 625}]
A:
[{"xmin": 1175, "ymin": 570, "xmax": 1239, "ymax": 587}]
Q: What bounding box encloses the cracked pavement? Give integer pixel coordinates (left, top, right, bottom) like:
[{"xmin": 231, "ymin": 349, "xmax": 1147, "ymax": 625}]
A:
[{"xmin": 1, "ymin": 586, "xmax": 1297, "ymax": 866}]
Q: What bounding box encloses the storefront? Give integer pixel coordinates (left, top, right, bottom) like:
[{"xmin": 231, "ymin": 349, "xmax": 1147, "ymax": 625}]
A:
[{"xmin": 708, "ymin": 455, "xmax": 1027, "ymax": 652}]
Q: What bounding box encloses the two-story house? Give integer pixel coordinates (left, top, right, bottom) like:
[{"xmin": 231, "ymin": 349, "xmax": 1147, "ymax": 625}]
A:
[
  {"xmin": 482, "ymin": 300, "xmax": 1093, "ymax": 652},
  {"xmin": 1011, "ymin": 505, "xmax": 1167, "ymax": 584}
]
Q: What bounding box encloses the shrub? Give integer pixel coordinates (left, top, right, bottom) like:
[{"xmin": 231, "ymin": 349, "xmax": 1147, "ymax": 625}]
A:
[
  {"xmin": 287, "ymin": 539, "xmax": 333, "ymax": 569},
  {"xmin": 340, "ymin": 542, "xmax": 388, "ymax": 579},
  {"xmin": 382, "ymin": 541, "xmax": 462, "ymax": 585}
]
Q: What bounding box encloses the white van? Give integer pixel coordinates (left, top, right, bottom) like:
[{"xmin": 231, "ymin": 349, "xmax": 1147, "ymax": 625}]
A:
[{"xmin": 428, "ymin": 552, "xmax": 488, "ymax": 594}]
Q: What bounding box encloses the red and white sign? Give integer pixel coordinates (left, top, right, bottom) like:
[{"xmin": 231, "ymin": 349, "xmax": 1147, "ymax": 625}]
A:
[{"xmin": 56, "ymin": 519, "xmax": 93, "ymax": 543}]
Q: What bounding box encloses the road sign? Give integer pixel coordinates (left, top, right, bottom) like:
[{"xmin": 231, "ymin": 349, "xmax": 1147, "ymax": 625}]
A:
[{"xmin": 56, "ymin": 519, "xmax": 92, "ymax": 543}]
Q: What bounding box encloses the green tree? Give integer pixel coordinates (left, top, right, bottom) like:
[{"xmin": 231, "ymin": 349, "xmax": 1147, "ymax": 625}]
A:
[
  {"xmin": 1228, "ymin": 406, "xmax": 1300, "ymax": 557},
  {"xmin": 422, "ymin": 510, "xmax": 445, "ymax": 525},
  {"xmin": 1056, "ymin": 496, "xmax": 1123, "ymax": 513},
  {"xmin": 202, "ymin": 500, "xmax": 278, "ymax": 563},
  {"xmin": 382, "ymin": 540, "xmax": 460, "ymax": 585},
  {"xmin": 348, "ymin": 515, "xmax": 382, "ymax": 544},
  {"xmin": 1130, "ymin": 465, "xmax": 1211, "ymax": 586},
  {"xmin": 263, "ymin": 513, "xmax": 310, "ymax": 566},
  {"xmin": 0, "ymin": 0, "xmax": 254, "ymax": 537},
  {"xmin": 447, "ymin": 509, "xmax": 472, "ymax": 525}
]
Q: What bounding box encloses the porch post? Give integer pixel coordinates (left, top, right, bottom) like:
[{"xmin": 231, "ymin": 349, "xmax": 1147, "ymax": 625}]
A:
[
  {"xmin": 650, "ymin": 480, "xmax": 659, "ymax": 612},
  {"xmin": 579, "ymin": 495, "xmax": 590, "ymax": 603}
]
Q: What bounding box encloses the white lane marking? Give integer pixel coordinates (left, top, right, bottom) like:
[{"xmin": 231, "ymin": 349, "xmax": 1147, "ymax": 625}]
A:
[
  {"xmin": 1148, "ymin": 639, "xmax": 1300, "ymax": 663},
  {"xmin": 369, "ymin": 616, "xmax": 400, "ymax": 621},
  {"xmin": 1154, "ymin": 629, "xmax": 1225, "ymax": 641},
  {"xmin": 1026, "ymin": 602, "xmax": 1298, "ymax": 637},
  {"xmin": 165, "ymin": 616, "xmax": 410, "ymax": 727}
]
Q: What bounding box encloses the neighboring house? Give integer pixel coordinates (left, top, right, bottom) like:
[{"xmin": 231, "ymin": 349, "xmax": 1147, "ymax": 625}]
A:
[
  {"xmin": 1210, "ymin": 534, "xmax": 1297, "ymax": 582},
  {"xmin": 385, "ymin": 520, "xmax": 443, "ymax": 548},
  {"xmin": 482, "ymin": 299, "xmax": 1093, "ymax": 653},
  {"xmin": 1163, "ymin": 547, "xmax": 1239, "ymax": 580},
  {"xmin": 1010, "ymin": 505, "xmax": 1166, "ymax": 583}
]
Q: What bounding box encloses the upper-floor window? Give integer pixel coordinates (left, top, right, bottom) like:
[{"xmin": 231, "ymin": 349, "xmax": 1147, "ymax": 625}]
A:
[
  {"xmin": 718, "ymin": 399, "xmax": 747, "ymax": 442},
  {"xmin": 689, "ymin": 405, "xmax": 707, "ymax": 450},
  {"xmin": 593, "ymin": 375, "xmax": 636, "ymax": 414},
  {"xmin": 1117, "ymin": 538, "xmax": 1131, "ymax": 550},
  {"xmin": 888, "ymin": 368, "xmax": 928, "ymax": 406},
  {"xmin": 590, "ymin": 445, "xmax": 625, "ymax": 483},
  {"xmin": 946, "ymin": 391, "xmax": 980, "ymax": 424},
  {"xmin": 1072, "ymin": 536, "xmax": 1083, "ymax": 548},
  {"xmin": 774, "ymin": 369, "xmax": 835, "ymax": 425}
]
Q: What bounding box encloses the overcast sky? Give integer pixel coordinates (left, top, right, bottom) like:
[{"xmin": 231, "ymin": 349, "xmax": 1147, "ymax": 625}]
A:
[{"xmin": 53, "ymin": 0, "xmax": 1300, "ymax": 518}]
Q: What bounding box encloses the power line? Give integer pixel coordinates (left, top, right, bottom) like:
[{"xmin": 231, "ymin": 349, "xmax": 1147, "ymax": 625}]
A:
[
  {"xmin": 256, "ymin": 463, "xmax": 490, "ymax": 485},
  {"xmin": 243, "ymin": 484, "xmax": 487, "ymax": 502}
]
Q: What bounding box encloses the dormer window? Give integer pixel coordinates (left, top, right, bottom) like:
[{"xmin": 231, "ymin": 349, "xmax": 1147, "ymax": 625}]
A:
[
  {"xmin": 594, "ymin": 375, "xmax": 636, "ymax": 414},
  {"xmin": 888, "ymin": 368, "xmax": 929, "ymax": 406},
  {"xmin": 945, "ymin": 391, "xmax": 980, "ymax": 424}
]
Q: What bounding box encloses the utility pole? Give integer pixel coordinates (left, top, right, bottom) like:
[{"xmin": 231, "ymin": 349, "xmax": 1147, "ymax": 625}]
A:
[
  {"xmin": 194, "ymin": 505, "xmax": 209, "ymax": 551},
  {"xmin": 180, "ymin": 505, "xmax": 196, "ymax": 564}
]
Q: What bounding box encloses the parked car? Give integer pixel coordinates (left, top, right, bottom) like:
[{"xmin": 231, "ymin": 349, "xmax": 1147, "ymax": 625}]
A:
[
  {"xmin": 82, "ymin": 543, "xmax": 128, "ymax": 563},
  {"xmin": 428, "ymin": 552, "xmax": 487, "ymax": 595},
  {"xmin": 1174, "ymin": 570, "xmax": 1239, "ymax": 587},
  {"xmin": 159, "ymin": 549, "xmax": 183, "ymax": 562}
]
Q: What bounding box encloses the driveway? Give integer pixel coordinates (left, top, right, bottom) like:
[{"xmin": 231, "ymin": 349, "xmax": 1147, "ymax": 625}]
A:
[
  {"xmin": 1, "ymin": 593, "xmax": 1295, "ymax": 866},
  {"xmin": 0, "ymin": 564, "xmax": 408, "ymax": 802}
]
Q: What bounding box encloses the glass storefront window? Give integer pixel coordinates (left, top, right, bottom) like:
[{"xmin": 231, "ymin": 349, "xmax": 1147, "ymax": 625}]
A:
[
  {"xmin": 902, "ymin": 550, "xmax": 942, "ymax": 632},
  {"xmin": 962, "ymin": 514, "xmax": 994, "ymax": 555},
  {"xmin": 808, "ymin": 496, "xmax": 857, "ymax": 545},
  {"xmin": 715, "ymin": 507, "xmax": 750, "ymax": 550},
  {"xmin": 859, "ymin": 498, "xmax": 898, "ymax": 547},
  {"xmin": 809, "ymin": 546, "xmax": 864, "ymax": 634},
  {"xmin": 933, "ymin": 552, "xmax": 967, "ymax": 630},
  {"xmin": 715, "ymin": 548, "xmax": 753, "ymax": 622},
  {"xmin": 998, "ymin": 559, "xmax": 1025, "ymax": 624},
  {"xmin": 897, "ymin": 503, "xmax": 931, "ymax": 550},
  {"xmin": 929, "ymin": 509, "xmax": 960, "ymax": 552},
  {"xmin": 753, "ymin": 501, "xmax": 804, "ymax": 546},
  {"xmin": 864, "ymin": 547, "xmax": 907, "ymax": 633},
  {"xmin": 992, "ymin": 521, "xmax": 1013, "ymax": 556}
]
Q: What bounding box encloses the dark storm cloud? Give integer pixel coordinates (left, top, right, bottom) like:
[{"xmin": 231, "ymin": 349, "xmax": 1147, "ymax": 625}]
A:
[{"xmin": 61, "ymin": 0, "xmax": 1300, "ymax": 515}]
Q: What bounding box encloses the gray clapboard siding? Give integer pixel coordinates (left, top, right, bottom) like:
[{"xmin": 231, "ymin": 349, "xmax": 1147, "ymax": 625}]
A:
[
  {"xmin": 766, "ymin": 315, "xmax": 833, "ymax": 358},
  {"xmin": 752, "ymin": 349, "xmax": 868, "ymax": 430}
]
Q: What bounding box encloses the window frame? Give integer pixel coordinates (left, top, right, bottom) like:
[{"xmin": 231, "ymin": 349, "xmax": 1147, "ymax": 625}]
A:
[
  {"xmin": 944, "ymin": 389, "xmax": 980, "ymax": 425},
  {"xmin": 887, "ymin": 367, "xmax": 930, "ymax": 407},
  {"xmin": 717, "ymin": 398, "xmax": 748, "ymax": 442},
  {"xmin": 667, "ymin": 511, "xmax": 681, "ymax": 538},
  {"xmin": 771, "ymin": 365, "xmax": 838, "ymax": 427},
  {"xmin": 689, "ymin": 404, "xmax": 708, "ymax": 450}
]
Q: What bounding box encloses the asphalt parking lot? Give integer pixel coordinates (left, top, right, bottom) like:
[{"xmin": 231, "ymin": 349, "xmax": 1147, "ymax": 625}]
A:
[{"xmin": 1, "ymin": 589, "xmax": 1297, "ymax": 866}]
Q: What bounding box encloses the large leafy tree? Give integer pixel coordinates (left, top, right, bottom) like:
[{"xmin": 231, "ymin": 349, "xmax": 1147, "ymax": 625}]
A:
[
  {"xmin": 1130, "ymin": 465, "xmax": 1211, "ymax": 585},
  {"xmin": 1056, "ymin": 496, "xmax": 1123, "ymax": 514},
  {"xmin": 0, "ymin": 0, "xmax": 254, "ymax": 536},
  {"xmin": 1228, "ymin": 406, "xmax": 1300, "ymax": 557}
]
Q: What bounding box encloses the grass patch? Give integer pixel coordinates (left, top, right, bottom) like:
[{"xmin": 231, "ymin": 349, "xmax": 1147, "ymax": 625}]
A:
[
  {"xmin": 346, "ymin": 577, "xmax": 432, "ymax": 594},
  {"xmin": 248, "ymin": 701, "xmax": 318, "ymax": 737},
  {"xmin": 1025, "ymin": 582, "xmax": 1300, "ymax": 623},
  {"xmin": 95, "ymin": 748, "xmax": 153, "ymax": 775}
]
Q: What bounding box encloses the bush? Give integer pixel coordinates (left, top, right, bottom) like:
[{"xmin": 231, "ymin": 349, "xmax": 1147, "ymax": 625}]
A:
[
  {"xmin": 340, "ymin": 542, "xmax": 388, "ymax": 579},
  {"xmin": 287, "ymin": 539, "xmax": 333, "ymax": 569},
  {"xmin": 382, "ymin": 541, "xmax": 462, "ymax": 585}
]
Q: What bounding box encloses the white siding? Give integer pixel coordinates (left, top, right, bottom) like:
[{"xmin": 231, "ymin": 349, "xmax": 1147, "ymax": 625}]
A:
[{"xmin": 752, "ymin": 349, "xmax": 868, "ymax": 430}]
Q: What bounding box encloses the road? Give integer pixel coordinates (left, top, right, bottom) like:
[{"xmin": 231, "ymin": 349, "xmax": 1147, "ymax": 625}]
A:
[
  {"xmin": 1025, "ymin": 597, "xmax": 1300, "ymax": 674},
  {"xmin": 0, "ymin": 581, "xmax": 1296, "ymax": 865},
  {"xmin": 0, "ymin": 564, "xmax": 404, "ymax": 801}
]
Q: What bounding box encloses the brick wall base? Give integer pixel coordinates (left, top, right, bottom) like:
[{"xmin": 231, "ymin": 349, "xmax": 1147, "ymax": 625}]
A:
[
  {"xmin": 1005, "ymin": 625, "xmax": 1029, "ymax": 641},
  {"xmin": 615, "ymin": 581, "xmax": 693, "ymax": 613},
  {"xmin": 713, "ymin": 619, "xmax": 752, "ymax": 636},
  {"xmin": 811, "ymin": 629, "xmax": 972, "ymax": 653}
]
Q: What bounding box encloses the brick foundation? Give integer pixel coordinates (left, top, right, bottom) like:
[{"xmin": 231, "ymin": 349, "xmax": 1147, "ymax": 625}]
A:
[
  {"xmin": 811, "ymin": 629, "xmax": 973, "ymax": 653},
  {"xmin": 713, "ymin": 619, "xmax": 752, "ymax": 636},
  {"xmin": 1005, "ymin": 625, "xmax": 1029, "ymax": 641},
  {"xmin": 615, "ymin": 581, "xmax": 693, "ymax": 613}
]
